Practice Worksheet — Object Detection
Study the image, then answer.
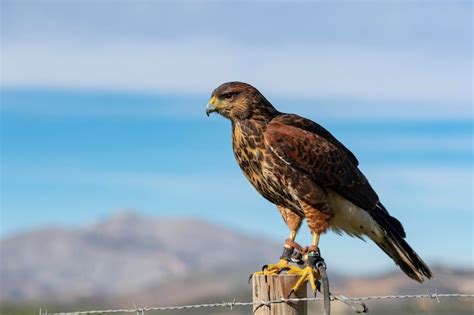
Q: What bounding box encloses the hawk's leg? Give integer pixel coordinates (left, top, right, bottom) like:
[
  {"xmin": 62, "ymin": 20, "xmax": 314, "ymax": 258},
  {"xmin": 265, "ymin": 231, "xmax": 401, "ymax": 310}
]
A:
[
  {"xmin": 288, "ymin": 199, "xmax": 333, "ymax": 297},
  {"xmin": 252, "ymin": 207, "xmax": 304, "ymax": 277},
  {"xmin": 287, "ymin": 232, "xmax": 323, "ymax": 296}
]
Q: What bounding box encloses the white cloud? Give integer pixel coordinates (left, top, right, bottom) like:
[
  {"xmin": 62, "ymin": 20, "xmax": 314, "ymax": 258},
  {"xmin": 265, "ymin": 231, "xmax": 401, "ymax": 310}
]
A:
[
  {"xmin": 2, "ymin": 39, "xmax": 472, "ymax": 119},
  {"xmin": 2, "ymin": 2, "xmax": 472, "ymax": 119}
]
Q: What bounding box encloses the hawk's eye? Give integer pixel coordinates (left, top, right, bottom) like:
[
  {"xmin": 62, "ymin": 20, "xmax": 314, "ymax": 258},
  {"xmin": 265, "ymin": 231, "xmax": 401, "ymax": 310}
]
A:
[{"xmin": 223, "ymin": 92, "xmax": 237, "ymax": 100}]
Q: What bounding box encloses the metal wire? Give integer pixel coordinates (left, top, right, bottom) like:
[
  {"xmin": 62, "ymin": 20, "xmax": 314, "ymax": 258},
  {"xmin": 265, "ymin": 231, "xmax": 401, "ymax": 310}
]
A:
[{"xmin": 42, "ymin": 293, "xmax": 474, "ymax": 315}]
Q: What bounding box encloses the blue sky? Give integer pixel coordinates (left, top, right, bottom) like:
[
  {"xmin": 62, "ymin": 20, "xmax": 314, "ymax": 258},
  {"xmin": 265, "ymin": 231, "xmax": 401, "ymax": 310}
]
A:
[{"xmin": 1, "ymin": 1, "xmax": 472, "ymax": 273}]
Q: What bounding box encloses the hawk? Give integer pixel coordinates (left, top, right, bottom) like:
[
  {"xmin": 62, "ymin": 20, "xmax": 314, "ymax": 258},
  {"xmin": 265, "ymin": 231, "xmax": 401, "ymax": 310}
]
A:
[{"xmin": 206, "ymin": 82, "xmax": 432, "ymax": 293}]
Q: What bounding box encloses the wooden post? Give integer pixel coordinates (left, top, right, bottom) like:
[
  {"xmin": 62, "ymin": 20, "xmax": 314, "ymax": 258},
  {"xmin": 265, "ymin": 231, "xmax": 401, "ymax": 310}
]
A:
[{"xmin": 252, "ymin": 274, "xmax": 307, "ymax": 315}]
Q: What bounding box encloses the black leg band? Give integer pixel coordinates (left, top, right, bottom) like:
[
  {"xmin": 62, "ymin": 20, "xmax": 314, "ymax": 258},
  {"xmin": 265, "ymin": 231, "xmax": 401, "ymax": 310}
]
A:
[
  {"xmin": 279, "ymin": 246, "xmax": 294, "ymax": 261},
  {"xmin": 307, "ymin": 250, "xmax": 325, "ymax": 268},
  {"xmin": 292, "ymin": 251, "xmax": 305, "ymax": 265}
]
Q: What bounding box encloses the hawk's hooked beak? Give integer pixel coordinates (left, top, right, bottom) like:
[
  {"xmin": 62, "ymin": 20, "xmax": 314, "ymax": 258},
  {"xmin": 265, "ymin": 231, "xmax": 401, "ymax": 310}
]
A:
[{"xmin": 206, "ymin": 96, "xmax": 218, "ymax": 117}]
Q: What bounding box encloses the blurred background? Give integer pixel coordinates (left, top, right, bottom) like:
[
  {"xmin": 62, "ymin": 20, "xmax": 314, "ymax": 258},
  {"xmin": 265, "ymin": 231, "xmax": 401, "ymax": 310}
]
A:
[{"xmin": 1, "ymin": 1, "xmax": 472, "ymax": 314}]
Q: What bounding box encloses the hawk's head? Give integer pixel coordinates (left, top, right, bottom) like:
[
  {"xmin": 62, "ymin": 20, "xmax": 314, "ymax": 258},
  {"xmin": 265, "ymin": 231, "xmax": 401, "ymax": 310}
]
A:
[{"xmin": 206, "ymin": 82, "xmax": 278, "ymax": 121}]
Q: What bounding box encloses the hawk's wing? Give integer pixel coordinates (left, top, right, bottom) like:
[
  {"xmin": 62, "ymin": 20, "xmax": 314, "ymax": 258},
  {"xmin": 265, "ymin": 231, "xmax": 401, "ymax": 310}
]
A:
[
  {"xmin": 273, "ymin": 113, "xmax": 359, "ymax": 166},
  {"xmin": 264, "ymin": 115, "xmax": 405, "ymax": 238}
]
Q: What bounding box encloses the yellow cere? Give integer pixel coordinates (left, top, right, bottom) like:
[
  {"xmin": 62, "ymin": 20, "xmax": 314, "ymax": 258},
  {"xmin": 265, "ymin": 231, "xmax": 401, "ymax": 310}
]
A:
[{"xmin": 209, "ymin": 96, "xmax": 216, "ymax": 105}]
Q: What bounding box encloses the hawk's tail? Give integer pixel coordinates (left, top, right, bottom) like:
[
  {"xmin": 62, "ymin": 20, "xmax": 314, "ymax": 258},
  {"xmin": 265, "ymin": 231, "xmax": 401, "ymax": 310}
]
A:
[
  {"xmin": 369, "ymin": 202, "xmax": 433, "ymax": 282},
  {"xmin": 376, "ymin": 231, "xmax": 433, "ymax": 282}
]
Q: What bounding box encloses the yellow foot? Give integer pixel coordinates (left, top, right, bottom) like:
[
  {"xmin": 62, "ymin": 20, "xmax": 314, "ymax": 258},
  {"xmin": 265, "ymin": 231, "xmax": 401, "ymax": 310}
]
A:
[
  {"xmin": 253, "ymin": 259, "xmax": 298, "ymax": 276},
  {"xmin": 287, "ymin": 266, "xmax": 320, "ymax": 297}
]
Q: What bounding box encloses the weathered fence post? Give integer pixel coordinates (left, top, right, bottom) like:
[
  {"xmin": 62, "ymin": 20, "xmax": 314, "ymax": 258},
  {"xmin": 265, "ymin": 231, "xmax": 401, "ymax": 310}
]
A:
[{"xmin": 252, "ymin": 274, "xmax": 307, "ymax": 315}]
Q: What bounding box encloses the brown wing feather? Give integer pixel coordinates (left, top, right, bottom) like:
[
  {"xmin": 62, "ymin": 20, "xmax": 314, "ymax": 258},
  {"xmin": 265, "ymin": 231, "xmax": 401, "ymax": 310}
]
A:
[
  {"xmin": 265, "ymin": 120, "xmax": 376, "ymax": 208},
  {"xmin": 273, "ymin": 114, "xmax": 359, "ymax": 165},
  {"xmin": 264, "ymin": 118, "xmax": 406, "ymax": 238}
]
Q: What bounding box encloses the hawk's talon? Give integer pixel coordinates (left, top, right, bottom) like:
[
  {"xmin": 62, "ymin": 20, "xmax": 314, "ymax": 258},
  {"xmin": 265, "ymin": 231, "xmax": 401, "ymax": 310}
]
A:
[
  {"xmin": 316, "ymin": 279, "xmax": 322, "ymax": 292},
  {"xmin": 252, "ymin": 258, "xmax": 307, "ymax": 286},
  {"xmin": 313, "ymin": 283, "xmax": 321, "ymax": 297},
  {"xmin": 248, "ymin": 273, "xmax": 254, "ymax": 284},
  {"xmin": 287, "ymin": 266, "xmax": 320, "ymax": 297}
]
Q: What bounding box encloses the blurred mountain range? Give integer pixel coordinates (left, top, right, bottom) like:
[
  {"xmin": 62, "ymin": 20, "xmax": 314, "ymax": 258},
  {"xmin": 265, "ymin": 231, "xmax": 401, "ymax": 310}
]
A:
[
  {"xmin": 1, "ymin": 212, "xmax": 472, "ymax": 314},
  {"xmin": 0, "ymin": 212, "xmax": 279, "ymax": 302}
]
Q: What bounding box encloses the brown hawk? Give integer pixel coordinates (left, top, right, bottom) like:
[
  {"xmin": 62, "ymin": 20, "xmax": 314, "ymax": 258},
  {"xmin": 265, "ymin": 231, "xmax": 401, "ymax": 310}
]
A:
[{"xmin": 206, "ymin": 82, "xmax": 432, "ymax": 293}]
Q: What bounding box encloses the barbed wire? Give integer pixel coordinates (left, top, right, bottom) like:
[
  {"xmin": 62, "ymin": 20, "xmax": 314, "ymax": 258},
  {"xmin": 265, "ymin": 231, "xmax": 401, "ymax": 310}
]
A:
[{"xmin": 41, "ymin": 293, "xmax": 474, "ymax": 315}]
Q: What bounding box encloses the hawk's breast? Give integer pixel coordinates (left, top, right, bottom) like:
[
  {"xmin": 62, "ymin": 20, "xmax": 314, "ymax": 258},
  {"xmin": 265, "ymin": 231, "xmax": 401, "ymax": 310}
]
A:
[{"xmin": 232, "ymin": 121, "xmax": 301, "ymax": 212}]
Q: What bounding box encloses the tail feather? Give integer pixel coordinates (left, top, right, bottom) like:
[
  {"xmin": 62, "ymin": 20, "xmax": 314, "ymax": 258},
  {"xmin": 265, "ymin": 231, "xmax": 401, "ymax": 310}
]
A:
[
  {"xmin": 369, "ymin": 202, "xmax": 432, "ymax": 282},
  {"xmin": 376, "ymin": 232, "xmax": 433, "ymax": 282}
]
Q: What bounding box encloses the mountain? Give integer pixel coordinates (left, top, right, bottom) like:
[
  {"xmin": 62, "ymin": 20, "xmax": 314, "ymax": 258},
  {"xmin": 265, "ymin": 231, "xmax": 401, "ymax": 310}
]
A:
[
  {"xmin": 1, "ymin": 211, "xmax": 472, "ymax": 315},
  {"xmin": 0, "ymin": 212, "xmax": 280, "ymax": 302}
]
